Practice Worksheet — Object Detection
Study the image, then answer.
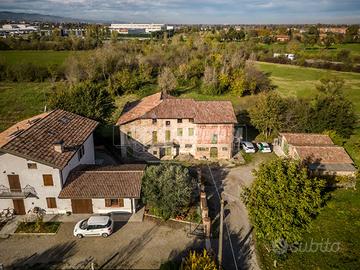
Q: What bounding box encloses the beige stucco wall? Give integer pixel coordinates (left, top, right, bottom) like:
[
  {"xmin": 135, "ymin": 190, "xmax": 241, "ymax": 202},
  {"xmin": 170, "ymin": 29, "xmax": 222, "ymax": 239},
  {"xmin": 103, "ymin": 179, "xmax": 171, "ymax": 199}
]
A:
[
  {"xmin": 92, "ymin": 198, "xmax": 134, "ymax": 213},
  {"xmin": 119, "ymin": 119, "xmax": 234, "ymax": 160}
]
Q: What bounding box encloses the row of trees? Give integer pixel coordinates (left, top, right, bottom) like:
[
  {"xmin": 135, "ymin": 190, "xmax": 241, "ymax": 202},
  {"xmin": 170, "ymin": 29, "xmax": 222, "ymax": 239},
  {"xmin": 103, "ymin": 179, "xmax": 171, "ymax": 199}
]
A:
[{"xmin": 249, "ymin": 76, "xmax": 356, "ymax": 139}]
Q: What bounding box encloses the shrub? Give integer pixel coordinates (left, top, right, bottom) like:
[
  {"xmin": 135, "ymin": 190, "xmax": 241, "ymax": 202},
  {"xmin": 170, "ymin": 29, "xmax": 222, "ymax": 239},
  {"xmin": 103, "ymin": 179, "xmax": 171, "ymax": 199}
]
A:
[
  {"xmin": 183, "ymin": 250, "xmax": 217, "ymax": 270},
  {"xmin": 142, "ymin": 164, "xmax": 195, "ymax": 220}
]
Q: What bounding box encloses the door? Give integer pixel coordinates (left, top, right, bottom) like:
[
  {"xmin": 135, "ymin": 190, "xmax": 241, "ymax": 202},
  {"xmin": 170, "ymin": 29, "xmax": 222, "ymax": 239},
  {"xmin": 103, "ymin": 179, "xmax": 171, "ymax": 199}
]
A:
[
  {"xmin": 13, "ymin": 199, "xmax": 26, "ymax": 215},
  {"xmin": 71, "ymin": 199, "xmax": 93, "ymax": 214},
  {"xmin": 210, "ymin": 147, "xmax": 218, "ymax": 158},
  {"xmin": 8, "ymin": 175, "xmax": 21, "ymax": 192}
]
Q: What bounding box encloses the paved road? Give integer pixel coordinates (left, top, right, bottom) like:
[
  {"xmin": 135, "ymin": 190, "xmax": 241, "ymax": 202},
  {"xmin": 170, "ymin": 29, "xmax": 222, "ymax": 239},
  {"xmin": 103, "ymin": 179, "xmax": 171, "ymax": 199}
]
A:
[
  {"xmin": 0, "ymin": 219, "xmax": 203, "ymax": 269},
  {"xmin": 205, "ymin": 155, "xmax": 270, "ymax": 270}
]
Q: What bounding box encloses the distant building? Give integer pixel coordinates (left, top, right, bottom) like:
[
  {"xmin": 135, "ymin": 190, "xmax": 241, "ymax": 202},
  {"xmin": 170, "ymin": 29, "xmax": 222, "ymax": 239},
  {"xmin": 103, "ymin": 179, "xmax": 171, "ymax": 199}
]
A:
[
  {"xmin": 109, "ymin": 23, "xmax": 167, "ymax": 34},
  {"xmin": 0, "ymin": 24, "xmax": 38, "ymax": 36},
  {"xmin": 273, "ymin": 53, "xmax": 295, "ymax": 61},
  {"xmin": 275, "ymin": 35, "xmax": 290, "ymax": 42},
  {"xmin": 319, "ymin": 27, "xmax": 347, "ymax": 35}
]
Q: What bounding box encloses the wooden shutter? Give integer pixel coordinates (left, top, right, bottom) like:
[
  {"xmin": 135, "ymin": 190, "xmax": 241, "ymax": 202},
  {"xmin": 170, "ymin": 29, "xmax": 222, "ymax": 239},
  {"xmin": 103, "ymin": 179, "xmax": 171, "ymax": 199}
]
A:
[
  {"xmin": 118, "ymin": 198, "xmax": 124, "ymax": 207},
  {"xmin": 46, "ymin": 197, "xmax": 57, "ymax": 208},
  {"xmin": 8, "ymin": 175, "xmax": 21, "ymax": 192},
  {"xmin": 43, "ymin": 175, "xmax": 54, "ymax": 186},
  {"xmin": 105, "ymin": 199, "xmax": 111, "ymax": 207}
]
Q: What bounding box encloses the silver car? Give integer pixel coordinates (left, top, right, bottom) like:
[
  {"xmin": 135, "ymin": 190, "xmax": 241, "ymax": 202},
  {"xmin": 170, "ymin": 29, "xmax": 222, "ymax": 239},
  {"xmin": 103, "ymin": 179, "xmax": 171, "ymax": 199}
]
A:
[{"xmin": 73, "ymin": 215, "xmax": 114, "ymax": 238}]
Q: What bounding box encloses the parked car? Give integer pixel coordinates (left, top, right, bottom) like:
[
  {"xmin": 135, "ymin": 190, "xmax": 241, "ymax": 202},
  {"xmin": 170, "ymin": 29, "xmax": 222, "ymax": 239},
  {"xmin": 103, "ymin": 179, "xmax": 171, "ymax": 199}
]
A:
[
  {"xmin": 256, "ymin": 142, "xmax": 272, "ymax": 153},
  {"xmin": 241, "ymin": 141, "xmax": 256, "ymax": 153},
  {"xmin": 73, "ymin": 215, "xmax": 114, "ymax": 238}
]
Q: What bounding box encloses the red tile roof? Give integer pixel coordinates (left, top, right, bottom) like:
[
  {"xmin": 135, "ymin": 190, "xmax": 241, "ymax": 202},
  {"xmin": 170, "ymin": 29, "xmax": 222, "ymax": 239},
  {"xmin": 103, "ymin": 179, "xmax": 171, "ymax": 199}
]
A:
[
  {"xmin": 116, "ymin": 92, "xmax": 237, "ymax": 125},
  {"xmin": 58, "ymin": 164, "xmax": 145, "ymax": 199},
  {"xmin": 0, "ymin": 110, "xmax": 98, "ymax": 169},
  {"xmin": 295, "ymin": 146, "xmax": 354, "ymax": 164},
  {"xmin": 280, "ymin": 133, "xmax": 334, "ymax": 146}
]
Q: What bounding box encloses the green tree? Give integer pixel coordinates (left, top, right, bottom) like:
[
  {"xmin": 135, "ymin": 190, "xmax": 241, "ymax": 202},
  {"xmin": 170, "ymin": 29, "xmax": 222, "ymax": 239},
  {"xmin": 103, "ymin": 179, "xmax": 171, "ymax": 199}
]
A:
[
  {"xmin": 243, "ymin": 158, "xmax": 325, "ymax": 252},
  {"xmin": 142, "ymin": 164, "xmax": 194, "ymax": 220},
  {"xmin": 109, "ymin": 69, "xmax": 140, "ymax": 95},
  {"xmin": 49, "ymin": 81, "xmax": 115, "ymax": 122},
  {"xmin": 316, "ymin": 76, "xmax": 345, "ymax": 95},
  {"xmin": 249, "ymin": 92, "xmax": 286, "ymax": 139}
]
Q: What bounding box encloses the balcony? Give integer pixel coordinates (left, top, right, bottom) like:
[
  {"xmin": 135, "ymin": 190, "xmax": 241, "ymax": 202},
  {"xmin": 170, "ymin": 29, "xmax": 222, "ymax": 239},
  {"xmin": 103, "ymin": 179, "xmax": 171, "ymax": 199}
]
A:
[{"xmin": 0, "ymin": 184, "xmax": 37, "ymax": 199}]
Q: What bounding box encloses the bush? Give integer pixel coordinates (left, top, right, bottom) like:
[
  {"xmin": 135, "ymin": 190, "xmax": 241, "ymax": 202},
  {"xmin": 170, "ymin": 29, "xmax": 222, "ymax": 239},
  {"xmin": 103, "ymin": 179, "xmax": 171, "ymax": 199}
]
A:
[
  {"xmin": 142, "ymin": 164, "xmax": 195, "ymax": 220},
  {"xmin": 183, "ymin": 250, "xmax": 217, "ymax": 270}
]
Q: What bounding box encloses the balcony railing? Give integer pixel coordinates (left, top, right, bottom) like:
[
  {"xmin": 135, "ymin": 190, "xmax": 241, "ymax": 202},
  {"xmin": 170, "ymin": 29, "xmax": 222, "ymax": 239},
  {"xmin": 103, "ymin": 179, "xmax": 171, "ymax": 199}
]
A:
[{"xmin": 0, "ymin": 184, "xmax": 37, "ymax": 198}]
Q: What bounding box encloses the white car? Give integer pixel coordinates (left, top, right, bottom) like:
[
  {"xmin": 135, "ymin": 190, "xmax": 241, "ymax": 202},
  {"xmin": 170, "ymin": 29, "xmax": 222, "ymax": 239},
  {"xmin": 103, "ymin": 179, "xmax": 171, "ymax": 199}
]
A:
[
  {"xmin": 241, "ymin": 141, "xmax": 256, "ymax": 153},
  {"xmin": 256, "ymin": 142, "xmax": 272, "ymax": 153},
  {"xmin": 73, "ymin": 215, "xmax": 114, "ymax": 238}
]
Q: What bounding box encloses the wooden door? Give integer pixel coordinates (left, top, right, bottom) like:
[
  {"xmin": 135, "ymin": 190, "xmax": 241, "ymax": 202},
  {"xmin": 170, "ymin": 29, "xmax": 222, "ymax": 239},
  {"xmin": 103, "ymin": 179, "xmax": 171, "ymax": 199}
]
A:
[
  {"xmin": 8, "ymin": 175, "xmax": 21, "ymax": 192},
  {"xmin": 210, "ymin": 147, "xmax": 218, "ymax": 158},
  {"xmin": 71, "ymin": 199, "xmax": 93, "ymax": 214},
  {"xmin": 13, "ymin": 199, "xmax": 26, "ymax": 215}
]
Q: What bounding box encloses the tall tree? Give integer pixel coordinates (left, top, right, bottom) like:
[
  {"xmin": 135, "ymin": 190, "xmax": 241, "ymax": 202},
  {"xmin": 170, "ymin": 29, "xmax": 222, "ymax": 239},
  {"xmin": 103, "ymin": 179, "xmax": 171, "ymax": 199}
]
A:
[
  {"xmin": 243, "ymin": 158, "xmax": 325, "ymax": 253},
  {"xmin": 158, "ymin": 67, "xmax": 177, "ymax": 94}
]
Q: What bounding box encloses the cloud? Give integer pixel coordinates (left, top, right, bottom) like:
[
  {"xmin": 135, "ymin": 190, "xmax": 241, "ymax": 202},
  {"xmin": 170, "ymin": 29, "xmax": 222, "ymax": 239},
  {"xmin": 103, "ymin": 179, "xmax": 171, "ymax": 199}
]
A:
[{"xmin": 0, "ymin": 0, "xmax": 359, "ymax": 23}]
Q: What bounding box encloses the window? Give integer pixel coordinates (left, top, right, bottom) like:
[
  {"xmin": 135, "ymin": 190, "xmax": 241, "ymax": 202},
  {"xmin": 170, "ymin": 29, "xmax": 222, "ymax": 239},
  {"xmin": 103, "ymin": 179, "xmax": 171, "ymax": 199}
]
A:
[
  {"xmin": 27, "ymin": 163, "xmax": 37, "ymax": 169},
  {"xmin": 177, "ymin": 119, "xmax": 182, "ymax": 123},
  {"xmin": 152, "ymin": 119, "xmax": 157, "ymax": 124},
  {"xmin": 165, "ymin": 130, "xmax": 171, "ymax": 142},
  {"xmin": 43, "ymin": 174, "xmax": 53, "ymax": 186},
  {"xmin": 189, "ymin": 118, "xmax": 194, "ymax": 123},
  {"xmin": 197, "ymin": 147, "xmax": 209, "ymax": 151},
  {"xmin": 188, "ymin": 128, "xmax": 194, "ymax": 136},
  {"xmin": 152, "ymin": 131, "xmax": 158, "ymax": 144},
  {"xmin": 127, "ymin": 131, "xmax": 132, "ymax": 139},
  {"xmin": 185, "ymin": 144, "xmax": 192, "ymax": 148},
  {"xmin": 153, "ymin": 150, "xmax": 158, "ymax": 155},
  {"xmin": 166, "ymin": 121, "xmax": 171, "ymax": 126},
  {"xmin": 165, "ymin": 147, "xmax": 172, "ymax": 156},
  {"xmin": 222, "ymin": 147, "xmax": 228, "ymax": 151},
  {"xmin": 77, "ymin": 145, "xmax": 85, "ymax": 161},
  {"xmin": 105, "ymin": 198, "xmax": 124, "ymax": 207},
  {"xmin": 211, "ymin": 134, "xmax": 218, "ymax": 144},
  {"xmin": 177, "ymin": 128, "xmax": 183, "ymax": 136},
  {"xmin": 46, "ymin": 197, "xmax": 57, "ymax": 208}
]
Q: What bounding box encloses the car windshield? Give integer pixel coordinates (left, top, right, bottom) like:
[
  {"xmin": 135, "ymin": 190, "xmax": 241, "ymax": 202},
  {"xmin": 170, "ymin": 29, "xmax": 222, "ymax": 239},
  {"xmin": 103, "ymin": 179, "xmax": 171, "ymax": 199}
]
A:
[{"xmin": 80, "ymin": 219, "xmax": 88, "ymax": 230}]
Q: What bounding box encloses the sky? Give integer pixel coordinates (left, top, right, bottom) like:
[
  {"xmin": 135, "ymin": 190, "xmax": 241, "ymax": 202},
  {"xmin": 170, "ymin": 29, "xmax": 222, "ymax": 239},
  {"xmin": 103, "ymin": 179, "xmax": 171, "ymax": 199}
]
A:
[{"xmin": 1, "ymin": 0, "xmax": 360, "ymax": 24}]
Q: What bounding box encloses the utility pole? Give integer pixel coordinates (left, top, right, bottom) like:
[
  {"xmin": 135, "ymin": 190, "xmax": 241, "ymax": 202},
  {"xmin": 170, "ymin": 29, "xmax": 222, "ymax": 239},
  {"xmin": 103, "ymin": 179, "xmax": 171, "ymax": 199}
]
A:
[{"xmin": 218, "ymin": 199, "xmax": 224, "ymax": 269}]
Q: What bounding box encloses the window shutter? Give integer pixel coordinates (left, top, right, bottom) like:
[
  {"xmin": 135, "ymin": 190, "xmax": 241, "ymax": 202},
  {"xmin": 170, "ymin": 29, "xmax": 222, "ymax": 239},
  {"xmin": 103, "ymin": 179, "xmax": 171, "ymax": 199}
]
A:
[
  {"xmin": 43, "ymin": 175, "xmax": 54, "ymax": 186},
  {"xmin": 46, "ymin": 197, "xmax": 57, "ymax": 208},
  {"xmin": 118, "ymin": 198, "xmax": 124, "ymax": 207},
  {"xmin": 105, "ymin": 199, "xmax": 111, "ymax": 207}
]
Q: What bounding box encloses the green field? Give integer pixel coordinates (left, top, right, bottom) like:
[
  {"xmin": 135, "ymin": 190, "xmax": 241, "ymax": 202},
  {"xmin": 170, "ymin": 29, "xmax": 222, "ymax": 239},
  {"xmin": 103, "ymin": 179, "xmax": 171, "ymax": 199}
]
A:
[
  {"xmin": 257, "ymin": 184, "xmax": 360, "ymax": 270},
  {"xmin": 0, "ymin": 50, "xmax": 76, "ymax": 66}
]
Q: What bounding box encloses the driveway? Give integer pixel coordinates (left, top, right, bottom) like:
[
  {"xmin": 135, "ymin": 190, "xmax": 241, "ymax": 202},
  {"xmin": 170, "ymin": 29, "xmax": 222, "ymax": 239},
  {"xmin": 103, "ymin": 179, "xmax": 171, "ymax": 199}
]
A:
[
  {"xmin": 205, "ymin": 153, "xmax": 274, "ymax": 270},
  {"xmin": 0, "ymin": 218, "xmax": 203, "ymax": 269}
]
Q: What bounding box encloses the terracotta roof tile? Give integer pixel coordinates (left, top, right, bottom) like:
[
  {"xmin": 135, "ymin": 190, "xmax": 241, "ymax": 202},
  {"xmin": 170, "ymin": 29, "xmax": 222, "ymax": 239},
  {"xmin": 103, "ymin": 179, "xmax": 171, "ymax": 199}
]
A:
[
  {"xmin": 280, "ymin": 133, "xmax": 333, "ymax": 146},
  {"xmin": 0, "ymin": 110, "xmax": 98, "ymax": 169},
  {"xmin": 116, "ymin": 92, "xmax": 237, "ymax": 125},
  {"xmin": 58, "ymin": 165, "xmax": 145, "ymax": 199},
  {"xmin": 295, "ymin": 146, "xmax": 354, "ymax": 164}
]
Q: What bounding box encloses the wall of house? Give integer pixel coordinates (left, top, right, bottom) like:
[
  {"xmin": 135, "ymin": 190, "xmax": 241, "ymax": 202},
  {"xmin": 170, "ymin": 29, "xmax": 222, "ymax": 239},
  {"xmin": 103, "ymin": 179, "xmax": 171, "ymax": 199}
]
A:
[
  {"xmin": 61, "ymin": 134, "xmax": 95, "ymax": 185},
  {"xmin": 0, "ymin": 152, "xmax": 70, "ymax": 214},
  {"xmin": 119, "ymin": 119, "xmax": 234, "ymax": 160},
  {"xmin": 92, "ymin": 198, "xmax": 134, "ymax": 213}
]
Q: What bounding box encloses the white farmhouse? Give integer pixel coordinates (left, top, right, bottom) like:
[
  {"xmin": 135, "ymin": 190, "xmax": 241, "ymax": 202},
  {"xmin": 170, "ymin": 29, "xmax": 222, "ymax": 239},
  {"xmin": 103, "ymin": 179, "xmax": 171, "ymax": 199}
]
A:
[{"xmin": 0, "ymin": 110, "xmax": 143, "ymax": 215}]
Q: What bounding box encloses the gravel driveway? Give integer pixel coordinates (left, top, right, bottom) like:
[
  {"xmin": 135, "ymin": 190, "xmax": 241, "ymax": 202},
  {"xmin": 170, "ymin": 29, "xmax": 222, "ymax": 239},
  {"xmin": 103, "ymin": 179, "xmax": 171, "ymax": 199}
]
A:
[{"xmin": 0, "ymin": 219, "xmax": 203, "ymax": 269}]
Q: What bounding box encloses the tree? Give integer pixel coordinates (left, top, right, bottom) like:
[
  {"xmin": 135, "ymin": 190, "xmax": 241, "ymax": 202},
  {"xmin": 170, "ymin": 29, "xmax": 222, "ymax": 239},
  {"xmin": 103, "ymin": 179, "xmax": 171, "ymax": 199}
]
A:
[
  {"xmin": 141, "ymin": 164, "xmax": 195, "ymax": 220},
  {"xmin": 49, "ymin": 81, "xmax": 115, "ymax": 122},
  {"xmin": 316, "ymin": 76, "xmax": 345, "ymax": 95},
  {"xmin": 183, "ymin": 250, "xmax": 217, "ymax": 270},
  {"xmin": 158, "ymin": 67, "xmax": 177, "ymax": 94},
  {"xmin": 249, "ymin": 92, "xmax": 286, "ymax": 139},
  {"xmin": 242, "ymin": 158, "xmax": 325, "ymax": 253}
]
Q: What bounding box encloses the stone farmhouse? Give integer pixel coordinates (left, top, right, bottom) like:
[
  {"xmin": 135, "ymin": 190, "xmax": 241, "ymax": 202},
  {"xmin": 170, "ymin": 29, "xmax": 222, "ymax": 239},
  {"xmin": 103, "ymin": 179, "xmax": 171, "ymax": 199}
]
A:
[
  {"xmin": 116, "ymin": 92, "xmax": 237, "ymax": 161},
  {"xmin": 0, "ymin": 110, "xmax": 144, "ymax": 215}
]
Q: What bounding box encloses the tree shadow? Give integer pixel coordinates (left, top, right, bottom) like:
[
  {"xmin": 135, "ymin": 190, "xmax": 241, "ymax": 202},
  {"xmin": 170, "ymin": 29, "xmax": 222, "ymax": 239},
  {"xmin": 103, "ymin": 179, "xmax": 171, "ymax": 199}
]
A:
[{"xmin": 9, "ymin": 240, "xmax": 77, "ymax": 270}]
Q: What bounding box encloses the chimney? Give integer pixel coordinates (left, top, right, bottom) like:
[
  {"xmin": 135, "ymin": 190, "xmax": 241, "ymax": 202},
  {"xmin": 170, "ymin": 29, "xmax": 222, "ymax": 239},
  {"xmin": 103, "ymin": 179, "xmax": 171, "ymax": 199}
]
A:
[{"xmin": 53, "ymin": 139, "xmax": 64, "ymax": 153}]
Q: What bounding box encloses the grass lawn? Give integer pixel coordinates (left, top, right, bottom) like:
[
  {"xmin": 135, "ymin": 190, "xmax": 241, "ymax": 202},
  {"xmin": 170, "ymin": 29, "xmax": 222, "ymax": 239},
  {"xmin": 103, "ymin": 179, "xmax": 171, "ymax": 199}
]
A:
[
  {"xmin": 15, "ymin": 221, "xmax": 61, "ymax": 234},
  {"xmin": 257, "ymin": 182, "xmax": 360, "ymax": 270},
  {"xmin": 0, "ymin": 82, "xmax": 54, "ymax": 131},
  {"xmin": 0, "ymin": 50, "xmax": 75, "ymax": 66}
]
